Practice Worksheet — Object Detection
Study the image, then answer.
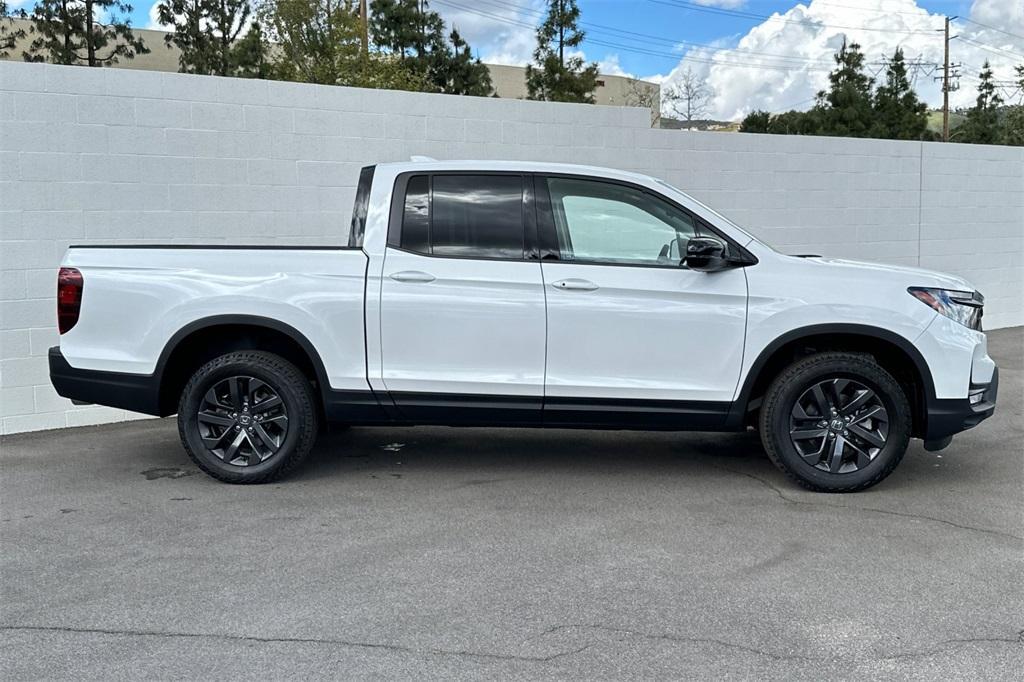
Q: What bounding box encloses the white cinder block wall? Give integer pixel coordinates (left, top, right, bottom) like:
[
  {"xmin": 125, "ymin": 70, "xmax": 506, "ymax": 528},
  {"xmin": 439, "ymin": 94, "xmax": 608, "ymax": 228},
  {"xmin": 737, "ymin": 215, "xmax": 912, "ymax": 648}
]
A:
[{"xmin": 1, "ymin": 62, "xmax": 1022, "ymax": 434}]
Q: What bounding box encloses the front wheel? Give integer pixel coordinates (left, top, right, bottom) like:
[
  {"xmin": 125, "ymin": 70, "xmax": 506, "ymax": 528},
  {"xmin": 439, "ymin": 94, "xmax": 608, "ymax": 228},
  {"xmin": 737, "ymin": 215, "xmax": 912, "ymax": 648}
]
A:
[
  {"xmin": 178, "ymin": 351, "xmax": 319, "ymax": 484},
  {"xmin": 759, "ymin": 352, "xmax": 911, "ymax": 493}
]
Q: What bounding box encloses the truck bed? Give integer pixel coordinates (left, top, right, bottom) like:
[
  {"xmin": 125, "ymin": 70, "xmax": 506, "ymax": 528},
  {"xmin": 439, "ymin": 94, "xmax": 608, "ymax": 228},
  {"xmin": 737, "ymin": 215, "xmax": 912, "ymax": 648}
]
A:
[{"xmin": 59, "ymin": 245, "xmax": 371, "ymax": 393}]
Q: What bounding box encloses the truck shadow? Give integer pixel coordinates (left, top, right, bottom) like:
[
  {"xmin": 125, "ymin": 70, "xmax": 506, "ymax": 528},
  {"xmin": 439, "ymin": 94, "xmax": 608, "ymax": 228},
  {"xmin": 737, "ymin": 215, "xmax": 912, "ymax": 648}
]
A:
[{"xmin": 297, "ymin": 425, "xmax": 770, "ymax": 482}]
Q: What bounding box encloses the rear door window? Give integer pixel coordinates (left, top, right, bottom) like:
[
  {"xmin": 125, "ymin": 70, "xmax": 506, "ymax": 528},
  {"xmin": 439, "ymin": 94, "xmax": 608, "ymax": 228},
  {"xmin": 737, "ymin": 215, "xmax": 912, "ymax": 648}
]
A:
[{"xmin": 398, "ymin": 174, "xmax": 525, "ymax": 260}]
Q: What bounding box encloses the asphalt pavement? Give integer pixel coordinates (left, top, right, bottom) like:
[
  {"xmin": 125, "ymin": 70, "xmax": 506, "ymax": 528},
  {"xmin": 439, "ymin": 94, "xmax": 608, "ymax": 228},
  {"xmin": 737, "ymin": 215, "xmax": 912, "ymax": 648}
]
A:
[{"xmin": 2, "ymin": 328, "xmax": 1021, "ymax": 680}]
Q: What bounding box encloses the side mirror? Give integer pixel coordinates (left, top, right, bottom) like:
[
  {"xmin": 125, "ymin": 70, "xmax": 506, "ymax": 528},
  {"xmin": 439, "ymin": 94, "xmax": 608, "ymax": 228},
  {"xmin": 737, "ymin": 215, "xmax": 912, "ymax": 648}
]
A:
[{"xmin": 684, "ymin": 237, "xmax": 729, "ymax": 272}]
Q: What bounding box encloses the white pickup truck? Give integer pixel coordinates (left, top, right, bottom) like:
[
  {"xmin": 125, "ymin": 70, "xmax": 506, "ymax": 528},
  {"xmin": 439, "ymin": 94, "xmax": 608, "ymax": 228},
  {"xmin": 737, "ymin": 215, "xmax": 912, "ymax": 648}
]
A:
[{"xmin": 50, "ymin": 160, "xmax": 998, "ymax": 491}]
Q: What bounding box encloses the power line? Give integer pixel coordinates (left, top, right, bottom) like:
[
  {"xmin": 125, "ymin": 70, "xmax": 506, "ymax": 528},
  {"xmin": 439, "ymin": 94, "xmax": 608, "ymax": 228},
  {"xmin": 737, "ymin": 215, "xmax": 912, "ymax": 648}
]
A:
[
  {"xmin": 469, "ymin": 0, "xmax": 836, "ymax": 66},
  {"xmin": 646, "ymin": 0, "xmax": 939, "ymax": 36},
  {"xmin": 435, "ymin": 0, "xmax": 839, "ymax": 72},
  {"xmin": 960, "ymin": 17, "xmax": 1024, "ymax": 43},
  {"xmin": 957, "ymin": 36, "xmax": 1024, "ymax": 62}
]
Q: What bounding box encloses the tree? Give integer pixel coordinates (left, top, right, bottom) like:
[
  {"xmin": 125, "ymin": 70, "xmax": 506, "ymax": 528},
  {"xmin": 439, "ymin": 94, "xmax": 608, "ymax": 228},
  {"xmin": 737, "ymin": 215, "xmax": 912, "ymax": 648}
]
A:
[
  {"xmin": 1002, "ymin": 105, "xmax": 1024, "ymax": 146},
  {"xmin": 428, "ymin": 28, "xmax": 492, "ymax": 97},
  {"xmin": 231, "ymin": 20, "xmax": 271, "ymax": 78},
  {"xmin": 739, "ymin": 110, "xmax": 770, "ymax": 133},
  {"xmin": 664, "ymin": 67, "xmax": 711, "ymax": 128},
  {"xmin": 624, "ymin": 77, "xmax": 660, "ymax": 126},
  {"xmin": 958, "ymin": 61, "xmax": 1004, "ymax": 144},
  {"xmin": 157, "ymin": 0, "xmax": 263, "ymax": 77},
  {"xmin": 525, "ymin": 0, "xmax": 598, "ymax": 103},
  {"xmin": 1, "ymin": 1, "xmax": 27, "ymax": 59},
  {"xmin": 815, "ymin": 39, "xmax": 874, "ymax": 137},
  {"xmin": 369, "ymin": 0, "xmax": 439, "ymax": 62},
  {"xmin": 870, "ymin": 48, "xmax": 928, "ymax": 140},
  {"xmin": 259, "ymin": 0, "xmax": 426, "ymax": 89},
  {"xmin": 739, "ymin": 108, "xmax": 822, "ymax": 135},
  {"xmin": 370, "ymin": 0, "xmax": 491, "ymax": 96},
  {"xmin": 24, "ymin": 0, "xmax": 148, "ymax": 66}
]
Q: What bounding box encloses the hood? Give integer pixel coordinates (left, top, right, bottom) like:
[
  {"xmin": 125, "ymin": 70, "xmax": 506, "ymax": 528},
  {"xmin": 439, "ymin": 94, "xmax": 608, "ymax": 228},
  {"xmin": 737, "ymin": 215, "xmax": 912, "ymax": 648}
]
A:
[{"xmin": 790, "ymin": 256, "xmax": 977, "ymax": 292}]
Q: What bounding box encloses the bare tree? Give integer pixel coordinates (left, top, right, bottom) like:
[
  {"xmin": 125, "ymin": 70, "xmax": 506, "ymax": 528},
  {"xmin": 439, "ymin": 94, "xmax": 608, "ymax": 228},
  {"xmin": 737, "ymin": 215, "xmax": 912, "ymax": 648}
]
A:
[
  {"xmin": 664, "ymin": 67, "xmax": 712, "ymax": 128},
  {"xmin": 624, "ymin": 77, "xmax": 660, "ymax": 126}
]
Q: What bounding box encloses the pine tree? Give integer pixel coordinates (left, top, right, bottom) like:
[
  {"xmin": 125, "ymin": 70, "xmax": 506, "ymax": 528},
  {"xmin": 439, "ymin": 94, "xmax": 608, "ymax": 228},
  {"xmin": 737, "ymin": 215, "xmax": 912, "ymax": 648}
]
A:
[
  {"xmin": 870, "ymin": 48, "xmax": 928, "ymax": 140},
  {"xmin": 959, "ymin": 61, "xmax": 1004, "ymax": 144},
  {"xmin": 1, "ymin": 1, "xmax": 27, "ymax": 59},
  {"xmin": 369, "ymin": 0, "xmax": 437, "ymax": 62},
  {"xmin": 525, "ymin": 0, "xmax": 598, "ymax": 103},
  {"xmin": 816, "ymin": 40, "xmax": 874, "ymax": 137},
  {"xmin": 430, "ymin": 28, "xmax": 492, "ymax": 97},
  {"xmin": 231, "ymin": 20, "xmax": 271, "ymax": 78},
  {"xmin": 370, "ymin": 0, "xmax": 491, "ymax": 96},
  {"xmin": 24, "ymin": 0, "xmax": 148, "ymax": 66},
  {"xmin": 157, "ymin": 0, "xmax": 261, "ymax": 77}
]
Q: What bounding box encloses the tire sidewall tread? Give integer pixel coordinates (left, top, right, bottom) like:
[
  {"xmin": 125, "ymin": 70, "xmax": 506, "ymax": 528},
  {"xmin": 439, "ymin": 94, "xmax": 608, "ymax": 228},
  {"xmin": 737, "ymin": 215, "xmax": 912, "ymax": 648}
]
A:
[
  {"xmin": 759, "ymin": 352, "xmax": 911, "ymax": 493},
  {"xmin": 177, "ymin": 351, "xmax": 319, "ymax": 484}
]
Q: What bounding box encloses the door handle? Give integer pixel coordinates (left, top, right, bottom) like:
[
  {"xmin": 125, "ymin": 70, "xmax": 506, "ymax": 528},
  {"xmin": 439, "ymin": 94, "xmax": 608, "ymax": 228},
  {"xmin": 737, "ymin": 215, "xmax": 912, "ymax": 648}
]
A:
[
  {"xmin": 389, "ymin": 270, "xmax": 436, "ymax": 283},
  {"xmin": 550, "ymin": 278, "xmax": 599, "ymax": 291}
]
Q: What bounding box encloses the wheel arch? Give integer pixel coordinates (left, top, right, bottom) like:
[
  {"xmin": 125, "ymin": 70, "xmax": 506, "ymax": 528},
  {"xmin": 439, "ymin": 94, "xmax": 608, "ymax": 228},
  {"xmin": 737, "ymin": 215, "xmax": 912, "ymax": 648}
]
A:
[
  {"xmin": 732, "ymin": 324, "xmax": 936, "ymax": 437},
  {"xmin": 155, "ymin": 315, "xmax": 330, "ymax": 416}
]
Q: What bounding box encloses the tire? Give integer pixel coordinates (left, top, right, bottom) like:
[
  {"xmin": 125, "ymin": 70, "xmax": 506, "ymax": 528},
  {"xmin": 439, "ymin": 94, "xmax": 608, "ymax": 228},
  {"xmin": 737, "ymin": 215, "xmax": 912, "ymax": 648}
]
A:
[
  {"xmin": 759, "ymin": 352, "xmax": 911, "ymax": 493},
  {"xmin": 177, "ymin": 351, "xmax": 319, "ymax": 484}
]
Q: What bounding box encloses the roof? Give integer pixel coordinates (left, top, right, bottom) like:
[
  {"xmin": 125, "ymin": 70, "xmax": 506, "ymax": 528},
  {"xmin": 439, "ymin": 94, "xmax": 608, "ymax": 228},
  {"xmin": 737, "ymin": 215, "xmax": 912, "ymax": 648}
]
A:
[{"xmin": 377, "ymin": 159, "xmax": 657, "ymax": 184}]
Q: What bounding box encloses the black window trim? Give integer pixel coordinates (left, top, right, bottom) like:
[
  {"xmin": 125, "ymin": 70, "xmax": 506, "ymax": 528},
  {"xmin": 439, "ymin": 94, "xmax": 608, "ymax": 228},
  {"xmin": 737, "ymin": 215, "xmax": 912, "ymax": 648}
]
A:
[
  {"xmin": 387, "ymin": 170, "xmax": 539, "ymax": 263},
  {"xmin": 348, "ymin": 164, "xmax": 376, "ymax": 248},
  {"xmin": 535, "ymin": 172, "xmax": 757, "ymax": 271}
]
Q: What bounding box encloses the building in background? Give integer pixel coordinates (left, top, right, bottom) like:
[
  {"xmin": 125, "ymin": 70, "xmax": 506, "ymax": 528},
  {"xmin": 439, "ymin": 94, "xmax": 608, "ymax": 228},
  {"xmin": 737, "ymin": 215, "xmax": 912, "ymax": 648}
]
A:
[{"xmin": 2, "ymin": 20, "xmax": 660, "ymax": 119}]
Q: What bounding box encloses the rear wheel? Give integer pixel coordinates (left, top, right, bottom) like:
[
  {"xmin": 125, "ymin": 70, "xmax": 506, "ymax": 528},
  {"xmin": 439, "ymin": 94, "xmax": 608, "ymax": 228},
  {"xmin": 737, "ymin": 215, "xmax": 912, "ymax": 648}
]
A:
[
  {"xmin": 177, "ymin": 351, "xmax": 319, "ymax": 484},
  {"xmin": 759, "ymin": 352, "xmax": 911, "ymax": 492}
]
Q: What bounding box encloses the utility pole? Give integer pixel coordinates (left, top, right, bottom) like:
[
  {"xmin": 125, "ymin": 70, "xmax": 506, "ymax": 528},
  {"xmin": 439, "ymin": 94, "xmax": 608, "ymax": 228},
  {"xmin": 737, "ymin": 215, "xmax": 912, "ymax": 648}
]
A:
[
  {"xmin": 933, "ymin": 16, "xmax": 961, "ymax": 141},
  {"xmin": 942, "ymin": 16, "xmax": 951, "ymax": 142},
  {"xmin": 359, "ymin": 0, "xmax": 369, "ymax": 56}
]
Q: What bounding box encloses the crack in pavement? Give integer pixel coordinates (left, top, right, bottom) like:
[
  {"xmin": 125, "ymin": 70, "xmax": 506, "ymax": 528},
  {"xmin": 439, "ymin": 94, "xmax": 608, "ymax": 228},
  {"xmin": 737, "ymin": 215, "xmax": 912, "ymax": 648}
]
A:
[
  {"xmin": 711, "ymin": 464, "xmax": 1023, "ymax": 542},
  {"xmin": 0, "ymin": 624, "xmax": 589, "ymax": 664},
  {"xmin": 6, "ymin": 623, "xmax": 1021, "ymax": 666},
  {"xmin": 531, "ymin": 624, "xmax": 816, "ymax": 661},
  {"xmin": 532, "ymin": 624, "xmax": 1024, "ymax": 663},
  {"xmin": 878, "ymin": 632, "xmax": 1024, "ymax": 661}
]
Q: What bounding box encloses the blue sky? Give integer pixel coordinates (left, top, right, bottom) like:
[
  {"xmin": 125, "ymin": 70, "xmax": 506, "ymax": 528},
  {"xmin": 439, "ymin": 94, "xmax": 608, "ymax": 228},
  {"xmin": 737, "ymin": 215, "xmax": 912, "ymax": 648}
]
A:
[{"xmin": 111, "ymin": 0, "xmax": 1024, "ymax": 119}]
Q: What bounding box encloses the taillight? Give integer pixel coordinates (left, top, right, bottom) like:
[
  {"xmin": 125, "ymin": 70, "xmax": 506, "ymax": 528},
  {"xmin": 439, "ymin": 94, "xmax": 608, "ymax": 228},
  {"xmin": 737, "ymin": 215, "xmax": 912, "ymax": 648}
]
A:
[{"xmin": 57, "ymin": 267, "xmax": 83, "ymax": 334}]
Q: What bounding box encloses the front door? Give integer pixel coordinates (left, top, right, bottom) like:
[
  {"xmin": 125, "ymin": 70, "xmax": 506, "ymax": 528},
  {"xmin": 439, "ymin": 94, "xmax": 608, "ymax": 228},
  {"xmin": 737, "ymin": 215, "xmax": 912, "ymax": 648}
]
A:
[
  {"xmin": 537, "ymin": 175, "xmax": 748, "ymax": 428},
  {"xmin": 378, "ymin": 173, "xmax": 546, "ymax": 423}
]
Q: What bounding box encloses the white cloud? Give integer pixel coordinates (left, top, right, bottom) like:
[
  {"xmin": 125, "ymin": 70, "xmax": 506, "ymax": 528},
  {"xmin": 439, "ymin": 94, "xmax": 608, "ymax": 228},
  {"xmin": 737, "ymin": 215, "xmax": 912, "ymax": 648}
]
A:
[
  {"xmin": 650, "ymin": 0, "xmax": 1024, "ymax": 120},
  {"xmin": 597, "ymin": 54, "xmax": 632, "ymax": 77},
  {"xmin": 147, "ymin": 2, "xmax": 166, "ymax": 30},
  {"xmin": 434, "ymin": 0, "xmax": 543, "ymax": 66}
]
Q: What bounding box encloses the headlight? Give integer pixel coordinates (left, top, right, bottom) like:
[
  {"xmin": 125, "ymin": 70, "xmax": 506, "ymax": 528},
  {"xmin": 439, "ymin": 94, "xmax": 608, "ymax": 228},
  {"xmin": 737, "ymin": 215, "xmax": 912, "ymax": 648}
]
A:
[{"xmin": 908, "ymin": 287, "xmax": 984, "ymax": 331}]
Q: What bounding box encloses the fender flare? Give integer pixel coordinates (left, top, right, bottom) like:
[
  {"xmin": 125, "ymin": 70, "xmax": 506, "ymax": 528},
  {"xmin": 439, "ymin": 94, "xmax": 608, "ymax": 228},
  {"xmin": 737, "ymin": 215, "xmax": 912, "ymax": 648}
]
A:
[
  {"xmin": 728, "ymin": 323, "xmax": 937, "ymax": 427},
  {"xmin": 155, "ymin": 314, "xmax": 332, "ymax": 410}
]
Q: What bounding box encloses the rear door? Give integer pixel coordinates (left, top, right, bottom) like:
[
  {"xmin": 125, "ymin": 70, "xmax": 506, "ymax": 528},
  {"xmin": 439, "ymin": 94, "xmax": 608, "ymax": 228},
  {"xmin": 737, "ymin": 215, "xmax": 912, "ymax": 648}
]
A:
[
  {"xmin": 537, "ymin": 175, "xmax": 748, "ymax": 428},
  {"xmin": 378, "ymin": 172, "xmax": 546, "ymax": 423}
]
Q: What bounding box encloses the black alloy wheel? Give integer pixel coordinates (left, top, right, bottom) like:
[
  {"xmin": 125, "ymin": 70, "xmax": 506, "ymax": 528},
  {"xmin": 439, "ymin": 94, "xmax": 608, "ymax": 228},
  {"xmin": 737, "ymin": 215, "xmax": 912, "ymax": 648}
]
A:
[
  {"xmin": 789, "ymin": 378, "xmax": 889, "ymax": 474},
  {"xmin": 197, "ymin": 376, "xmax": 289, "ymax": 466}
]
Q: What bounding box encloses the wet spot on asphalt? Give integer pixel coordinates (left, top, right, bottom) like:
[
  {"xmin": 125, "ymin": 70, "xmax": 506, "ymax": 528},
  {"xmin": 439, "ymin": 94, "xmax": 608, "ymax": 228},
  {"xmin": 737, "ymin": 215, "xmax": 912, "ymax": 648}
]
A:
[{"xmin": 141, "ymin": 467, "xmax": 198, "ymax": 480}]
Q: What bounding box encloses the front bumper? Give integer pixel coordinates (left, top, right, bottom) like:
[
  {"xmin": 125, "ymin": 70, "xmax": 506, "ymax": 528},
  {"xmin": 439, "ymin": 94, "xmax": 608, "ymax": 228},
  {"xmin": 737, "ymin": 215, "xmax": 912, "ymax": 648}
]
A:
[
  {"xmin": 924, "ymin": 366, "xmax": 998, "ymax": 443},
  {"xmin": 49, "ymin": 347, "xmax": 162, "ymax": 415}
]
